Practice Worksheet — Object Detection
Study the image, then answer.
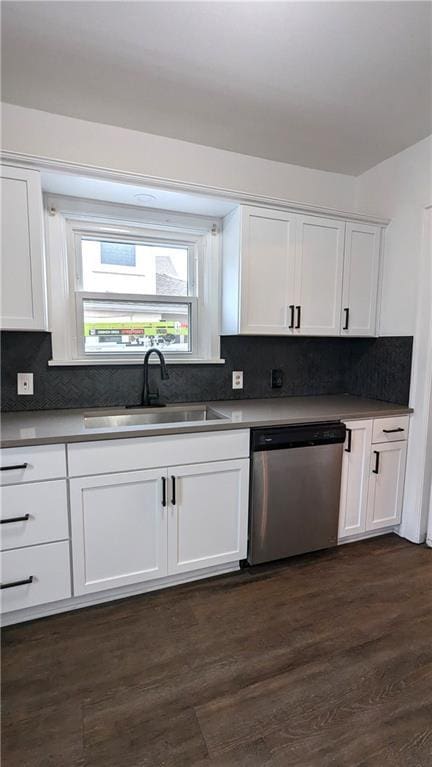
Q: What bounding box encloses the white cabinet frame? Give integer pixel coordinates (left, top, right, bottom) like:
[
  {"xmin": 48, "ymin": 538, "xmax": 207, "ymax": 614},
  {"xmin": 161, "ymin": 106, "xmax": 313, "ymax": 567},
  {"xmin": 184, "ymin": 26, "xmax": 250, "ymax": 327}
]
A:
[
  {"xmin": 70, "ymin": 468, "xmax": 167, "ymax": 595},
  {"xmin": 0, "ymin": 165, "xmax": 47, "ymax": 330},
  {"xmin": 167, "ymin": 459, "xmax": 249, "ymax": 575},
  {"xmin": 341, "ymin": 223, "xmax": 381, "ymax": 336},
  {"xmin": 366, "ymin": 441, "xmax": 407, "ymax": 530},
  {"xmin": 339, "ymin": 419, "xmax": 373, "ymax": 539}
]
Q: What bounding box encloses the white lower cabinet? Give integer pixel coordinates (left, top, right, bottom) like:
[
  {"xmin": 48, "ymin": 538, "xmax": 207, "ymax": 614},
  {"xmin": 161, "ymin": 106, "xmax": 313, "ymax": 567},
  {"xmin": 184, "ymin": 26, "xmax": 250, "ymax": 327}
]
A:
[
  {"xmin": 70, "ymin": 469, "xmax": 167, "ymax": 595},
  {"xmin": 70, "ymin": 454, "xmax": 250, "ymax": 596},
  {"xmin": 167, "ymin": 459, "xmax": 249, "ymax": 575},
  {"xmin": 339, "ymin": 417, "xmax": 408, "ymax": 541},
  {"xmin": 366, "ymin": 442, "xmax": 407, "ymax": 530},
  {"xmin": 1, "ymin": 541, "xmax": 71, "ymax": 612},
  {"xmin": 338, "ymin": 420, "xmax": 372, "ymax": 539}
]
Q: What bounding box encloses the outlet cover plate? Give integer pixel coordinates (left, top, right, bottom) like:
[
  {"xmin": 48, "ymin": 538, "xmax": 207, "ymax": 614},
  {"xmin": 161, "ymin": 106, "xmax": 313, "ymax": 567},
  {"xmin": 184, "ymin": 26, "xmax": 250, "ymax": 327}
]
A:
[
  {"xmin": 232, "ymin": 371, "xmax": 244, "ymax": 390},
  {"xmin": 17, "ymin": 373, "xmax": 34, "ymax": 396}
]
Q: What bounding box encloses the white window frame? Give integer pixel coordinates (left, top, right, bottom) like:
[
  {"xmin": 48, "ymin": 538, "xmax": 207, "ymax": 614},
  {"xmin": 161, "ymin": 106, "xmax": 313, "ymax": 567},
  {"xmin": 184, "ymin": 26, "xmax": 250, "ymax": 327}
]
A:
[{"xmin": 44, "ymin": 196, "xmax": 223, "ymax": 365}]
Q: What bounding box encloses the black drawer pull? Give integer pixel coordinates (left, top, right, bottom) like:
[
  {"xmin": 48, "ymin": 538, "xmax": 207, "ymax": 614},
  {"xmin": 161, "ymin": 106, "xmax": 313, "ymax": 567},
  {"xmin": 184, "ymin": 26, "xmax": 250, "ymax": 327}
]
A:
[
  {"xmin": 161, "ymin": 476, "xmax": 167, "ymax": 507},
  {"xmin": 373, "ymin": 451, "xmax": 380, "ymax": 474},
  {"xmin": 343, "ymin": 307, "xmax": 350, "ymax": 330},
  {"xmin": 171, "ymin": 476, "xmax": 177, "ymax": 506},
  {"xmin": 1, "ymin": 514, "xmax": 30, "ymax": 525},
  {"xmin": 382, "ymin": 427, "xmax": 405, "ymax": 434},
  {"xmin": 1, "ymin": 576, "xmax": 33, "ymax": 590},
  {"xmin": 288, "ymin": 305, "xmax": 295, "ymax": 329},
  {"xmin": 295, "ymin": 305, "xmax": 301, "ymax": 329},
  {"xmin": 345, "ymin": 428, "xmax": 352, "ymax": 453},
  {"xmin": 0, "ymin": 463, "xmax": 28, "ymax": 472}
]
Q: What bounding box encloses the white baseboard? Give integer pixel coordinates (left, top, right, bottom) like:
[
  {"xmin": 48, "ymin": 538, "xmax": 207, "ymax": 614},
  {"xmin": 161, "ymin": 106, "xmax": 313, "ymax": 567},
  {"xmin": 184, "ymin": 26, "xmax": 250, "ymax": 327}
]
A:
[
  {"xmin": 396, "ymin": 528, "xmax": 426, "ymax": 544},
  {"xmin": 338, "ymin": 527, "xmax": 398, "ymax": 545},
  {"xmin": 1, "ymin": 561, "xmax": 239, "ymax": 627}
]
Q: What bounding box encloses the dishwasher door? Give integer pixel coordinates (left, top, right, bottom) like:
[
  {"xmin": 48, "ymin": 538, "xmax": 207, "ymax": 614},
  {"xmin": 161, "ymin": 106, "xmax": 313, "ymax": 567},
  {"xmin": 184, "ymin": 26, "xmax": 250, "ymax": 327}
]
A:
[{"xmin": 248, "ymin": 440, "xmax": 344, "ymax": 565}]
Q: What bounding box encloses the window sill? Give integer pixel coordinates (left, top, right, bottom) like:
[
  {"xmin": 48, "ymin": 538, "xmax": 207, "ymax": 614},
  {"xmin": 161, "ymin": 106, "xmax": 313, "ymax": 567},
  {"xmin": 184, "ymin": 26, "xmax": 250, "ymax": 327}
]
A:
[{"xmin": 48, "ymin": 357, "xmax": 226, "ymax": 367}]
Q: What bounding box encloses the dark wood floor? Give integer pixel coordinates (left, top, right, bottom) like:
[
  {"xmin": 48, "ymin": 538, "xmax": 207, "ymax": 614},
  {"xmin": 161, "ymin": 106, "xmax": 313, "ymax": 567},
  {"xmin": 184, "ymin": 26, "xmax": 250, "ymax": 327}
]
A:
[{"xmin": 2, "ymin": 534, "xmax": 432, "ymax": 767}]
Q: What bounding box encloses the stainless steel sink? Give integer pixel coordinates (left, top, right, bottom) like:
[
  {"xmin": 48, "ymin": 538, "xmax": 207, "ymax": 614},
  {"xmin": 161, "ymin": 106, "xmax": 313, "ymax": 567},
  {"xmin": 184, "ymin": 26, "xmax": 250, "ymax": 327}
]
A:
[{"xmin": 83, "ymin": 404, "xmax": 228, "ymax": 429}]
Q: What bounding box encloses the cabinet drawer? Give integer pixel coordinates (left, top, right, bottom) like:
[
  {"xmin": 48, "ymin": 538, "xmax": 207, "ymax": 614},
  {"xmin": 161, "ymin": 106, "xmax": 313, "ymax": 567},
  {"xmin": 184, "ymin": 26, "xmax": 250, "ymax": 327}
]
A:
[
  {"xmin": 1, "ymin": 541, "xmax": 71, "ymax": 613},
  {"xmin": 1, "ymin": 480, "xmax": 69, "ymax": 551},
  {"xmin": 0, "ymin": 444, "xmax": 66, "ymax": 485},
  {"xmin": 372, "ymin": 416, "xmax": 409, "ymax": 444},
  {"xmin": 68, "ymin": 429, "xmax": 250, "ymax": 477}
]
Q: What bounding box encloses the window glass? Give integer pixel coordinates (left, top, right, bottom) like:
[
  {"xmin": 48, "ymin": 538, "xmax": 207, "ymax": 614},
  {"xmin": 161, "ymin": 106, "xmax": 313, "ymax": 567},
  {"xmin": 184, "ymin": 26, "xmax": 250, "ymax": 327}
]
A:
[
  {"xmin": 81, "ymin": 239, "xmax": 189, "ymax": 296},
  {"xmin": 83, "ymin": 298, "xmax": 191, "ymax": 354},
  {"xmin": 100, "ymin": 242, "xmax": 136, "ymax": 267}
]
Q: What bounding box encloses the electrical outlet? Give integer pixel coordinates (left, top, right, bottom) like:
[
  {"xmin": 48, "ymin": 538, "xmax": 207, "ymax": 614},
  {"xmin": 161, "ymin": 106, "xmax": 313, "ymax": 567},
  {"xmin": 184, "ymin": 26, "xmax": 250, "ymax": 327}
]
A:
[
  {"xmin": 232, "ymin": 371, "xmax": 243, "ymax": 389},
  {"xmin": 271, "ymin": 369, "xmax": 283, "ymax": 388},
  {"xmin": 17, "ymin": 373, "xmax": 34, "ymax": 396}
]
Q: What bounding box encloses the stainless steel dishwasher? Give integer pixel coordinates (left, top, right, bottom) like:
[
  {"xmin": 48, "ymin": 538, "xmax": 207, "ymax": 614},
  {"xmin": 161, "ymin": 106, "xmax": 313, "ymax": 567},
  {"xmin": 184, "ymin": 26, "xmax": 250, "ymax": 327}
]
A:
[{"xmin": 248, "ymin": 422, "xmax": 346, "ymax": 565}]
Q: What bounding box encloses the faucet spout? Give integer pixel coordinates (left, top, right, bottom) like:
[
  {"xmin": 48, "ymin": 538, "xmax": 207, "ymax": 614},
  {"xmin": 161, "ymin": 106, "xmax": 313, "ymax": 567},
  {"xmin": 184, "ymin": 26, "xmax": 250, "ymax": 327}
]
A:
[{"xmin": 141, "ymin": 348, "xmax": 170, "ymax": 407}]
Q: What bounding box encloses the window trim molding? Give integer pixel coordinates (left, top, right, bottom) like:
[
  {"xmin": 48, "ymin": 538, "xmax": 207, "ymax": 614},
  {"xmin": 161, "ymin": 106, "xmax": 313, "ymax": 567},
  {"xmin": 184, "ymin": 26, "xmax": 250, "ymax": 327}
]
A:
[{"xmin": 44, "ymin": 195, "xmax": 223, "ymax": 365}]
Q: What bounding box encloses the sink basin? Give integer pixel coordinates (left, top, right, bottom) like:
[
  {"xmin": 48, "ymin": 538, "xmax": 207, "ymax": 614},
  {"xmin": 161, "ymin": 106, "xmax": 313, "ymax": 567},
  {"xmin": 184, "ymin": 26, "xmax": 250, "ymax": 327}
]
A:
[{"xmin": 83, "ymin": 405, "xmax": 228, "ymax": 429}]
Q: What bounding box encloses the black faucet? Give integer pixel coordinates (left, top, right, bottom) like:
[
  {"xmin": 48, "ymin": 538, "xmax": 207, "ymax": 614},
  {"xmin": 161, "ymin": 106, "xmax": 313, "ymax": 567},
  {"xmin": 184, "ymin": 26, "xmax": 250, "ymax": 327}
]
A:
[{"xmin": 141, "ymin": 348, "xmax": 169, "ymax": 407}]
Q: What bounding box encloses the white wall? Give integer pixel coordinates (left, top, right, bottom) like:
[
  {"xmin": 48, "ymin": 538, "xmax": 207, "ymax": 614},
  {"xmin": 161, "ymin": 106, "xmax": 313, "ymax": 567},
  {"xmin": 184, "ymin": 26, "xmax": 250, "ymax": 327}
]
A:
[
  {"xmin": 1, "ymin": 103, "xmax": 355, "ymax": 211},
  {"xmin": 356, "ymin": 138, "xmax": 432, "ymax": 543},
  {"xmin": 355, "ymin": 136, "xmax": 432, "ymax": 336}
]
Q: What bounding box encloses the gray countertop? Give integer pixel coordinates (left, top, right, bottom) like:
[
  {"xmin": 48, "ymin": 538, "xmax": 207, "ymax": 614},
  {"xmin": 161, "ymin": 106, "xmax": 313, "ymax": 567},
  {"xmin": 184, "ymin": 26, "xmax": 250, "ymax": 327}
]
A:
[{"xmin": 0, "ymin": 395, "xmax": 412, "ymax": 448}]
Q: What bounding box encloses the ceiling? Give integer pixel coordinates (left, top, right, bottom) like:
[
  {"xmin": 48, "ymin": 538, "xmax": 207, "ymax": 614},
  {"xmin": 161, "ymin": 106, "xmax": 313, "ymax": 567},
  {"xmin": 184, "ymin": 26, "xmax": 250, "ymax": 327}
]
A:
[{"xmin": 2, "ymin": 1, "xmax": 431, "ymax": 175}]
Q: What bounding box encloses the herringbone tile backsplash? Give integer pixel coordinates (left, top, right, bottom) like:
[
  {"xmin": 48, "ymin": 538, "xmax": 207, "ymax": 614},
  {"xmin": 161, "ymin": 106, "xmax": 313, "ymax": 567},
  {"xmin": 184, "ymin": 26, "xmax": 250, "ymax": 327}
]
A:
[{"xmin": 1, "ymin": 333, "xmax": 412, "ymax": 412}]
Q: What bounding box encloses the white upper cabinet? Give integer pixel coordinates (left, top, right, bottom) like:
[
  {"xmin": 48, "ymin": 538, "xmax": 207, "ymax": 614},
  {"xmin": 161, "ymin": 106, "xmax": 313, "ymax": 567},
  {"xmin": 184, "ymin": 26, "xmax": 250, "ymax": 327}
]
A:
[
  {"xmin": 341, "ymin": 223, "xmax": 381, "ymax": 336},
  {"xmin": 0, "ymin": 165, "xmax": 47, "ymax": 331},
  {"xmin": 294, "ymin": 215, "xmax": 345, "ymax": 336},
  {"xmin": 222, "ymin": 206, "xmax": 296, "ymax": 334},
  {"xmin": 221, "ymin": 205, "xmax": 382, "ymax": 338}
]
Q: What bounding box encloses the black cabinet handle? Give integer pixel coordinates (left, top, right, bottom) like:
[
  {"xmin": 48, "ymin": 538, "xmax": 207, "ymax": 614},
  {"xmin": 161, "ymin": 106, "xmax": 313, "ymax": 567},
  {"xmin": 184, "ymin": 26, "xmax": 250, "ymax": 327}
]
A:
[
  {"xmin": 382, "ymin": 427, "xmax": 404, "ymax": 434},
  {"xmin": 161, "ymin": 476, "xmax": 167, "ymax": 507},
  {"xmin": 1, "ymin": 514, "xmax": 30, "ymax": 525},
  {"xmin": 171, "ymin": 476, "xmax": 177, "ymax": 506},
  {"xmin": 0, "ymin": 463, "xmax": 28, "ymax": 472},
  {"xmin": 1, "ymin": 576, "xmax": 33, "ymax": 590},
  {"xmin": 288, "ymin": 305, "xmax": 295, "ymax": 329},
  {"xmin": 295, "ymin": 306, "xmax": 301, "ymax": 329},
  {"xmin": 373, "ymin": 451, "xmax": 380, "ymax": 474},
  {"xmin": 345, "ymin": 428, "xmax": 352, "ymax": 453},
  {"xmin": 343, "ymin": 307, "xmax": 350, "ymax": 330}
]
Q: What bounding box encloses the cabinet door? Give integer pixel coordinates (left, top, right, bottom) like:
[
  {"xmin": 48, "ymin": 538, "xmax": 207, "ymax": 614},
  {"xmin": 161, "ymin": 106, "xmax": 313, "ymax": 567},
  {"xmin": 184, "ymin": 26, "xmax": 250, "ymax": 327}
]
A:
[
  {"xmin": 167, "ymin": 459, "xmax": 249, "ymax": 575},
  {"xmin": 341, "ymin": 223, "xmax": 381, "ymax": 336},
  {"xmin": 70, "ymin": 469, "xmax": 167, "ymax": 595},
  {"xmin": 366, "ymin": 441, "xmax": 407, "ymax": 531},
  {"xmin": 0, "ymin": 165, "xmax": 47, "ymax": 330},
  {"xmin": 338, "ymin": 420, "xmax": 372, "ymax": 540},
  {"xmin": 240, "ymin": 206, "xmax": 296, "ymax": 334},
  {"xmin": 294, "ymin": 215, "xmax": 345, "ymax": 335}
]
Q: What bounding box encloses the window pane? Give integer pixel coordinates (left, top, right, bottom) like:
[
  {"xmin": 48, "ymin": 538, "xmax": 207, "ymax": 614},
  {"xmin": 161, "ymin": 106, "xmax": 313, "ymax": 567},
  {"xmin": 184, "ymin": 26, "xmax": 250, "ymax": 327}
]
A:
[
  {"xmin": 100, "ymin": 242, "xmax": 136, "ymax": 267},
  {"xmin": 83, "ymin": 298, "xmax": 191, "ymax": 354},
  {"xmin": 81, "ymin": 239, "xmax": 189, "ymax": 296}
]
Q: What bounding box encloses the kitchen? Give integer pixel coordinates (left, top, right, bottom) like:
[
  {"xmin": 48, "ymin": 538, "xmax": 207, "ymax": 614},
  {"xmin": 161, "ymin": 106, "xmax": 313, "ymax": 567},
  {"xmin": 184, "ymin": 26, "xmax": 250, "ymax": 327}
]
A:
[{"xmin": 1, "ymin": 2, "xmax": 432, "ymax": 765}]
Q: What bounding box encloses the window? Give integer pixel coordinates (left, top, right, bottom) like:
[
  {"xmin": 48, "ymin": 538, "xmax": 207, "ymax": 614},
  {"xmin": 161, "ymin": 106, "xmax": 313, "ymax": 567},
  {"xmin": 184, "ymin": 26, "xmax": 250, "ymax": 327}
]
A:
[
  {"xmin": 76, "ymin": 235, "xmax": 194, "ymax": 356},
  {"xmin": 45, "ymin": 198, "xmax": 222, "ymax": 365}
]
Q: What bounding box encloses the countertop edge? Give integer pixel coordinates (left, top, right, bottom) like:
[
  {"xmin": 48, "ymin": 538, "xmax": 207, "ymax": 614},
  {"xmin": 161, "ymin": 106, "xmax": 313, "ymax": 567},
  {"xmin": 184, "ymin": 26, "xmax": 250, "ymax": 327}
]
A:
[{"xmin": 0, "ymin": 404, "xmax": 414, "ymax": 449}]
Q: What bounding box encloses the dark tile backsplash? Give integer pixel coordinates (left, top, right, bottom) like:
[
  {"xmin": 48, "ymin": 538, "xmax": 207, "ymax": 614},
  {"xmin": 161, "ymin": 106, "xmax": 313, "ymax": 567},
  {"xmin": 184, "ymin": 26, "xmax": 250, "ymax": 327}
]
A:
[{"xmin": 0, "ymin": 332, "xmax": 412, "ymax": 412}]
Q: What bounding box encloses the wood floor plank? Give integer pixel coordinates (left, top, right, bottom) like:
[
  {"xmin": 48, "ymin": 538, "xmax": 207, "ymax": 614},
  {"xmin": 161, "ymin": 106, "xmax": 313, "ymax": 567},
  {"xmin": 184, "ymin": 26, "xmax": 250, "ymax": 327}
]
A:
[{"xmin": 2, "ymin": 534, "xmax": 431, "ymax": 767}]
